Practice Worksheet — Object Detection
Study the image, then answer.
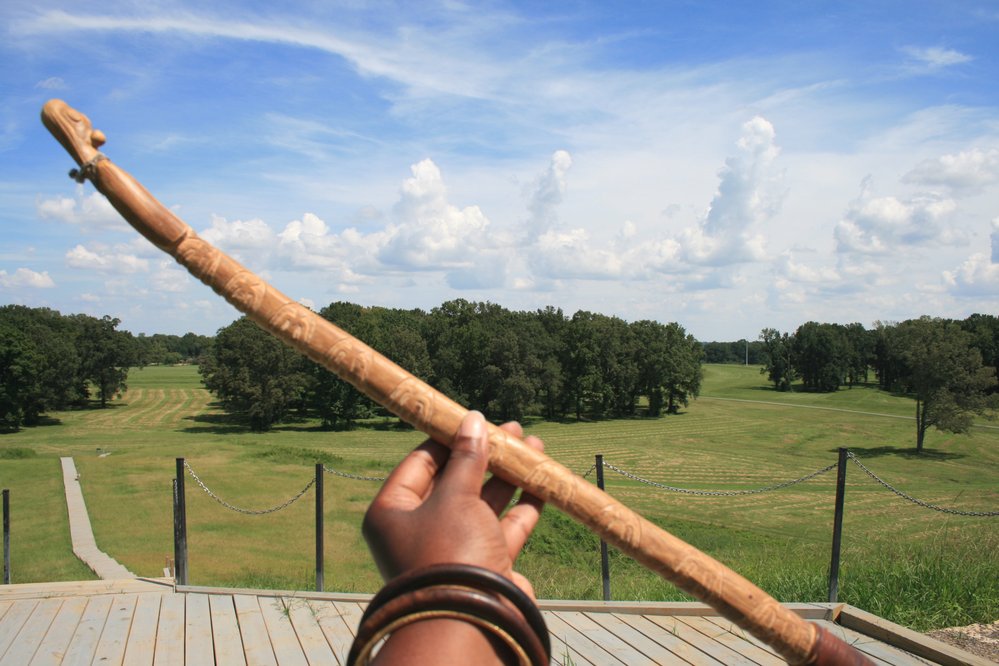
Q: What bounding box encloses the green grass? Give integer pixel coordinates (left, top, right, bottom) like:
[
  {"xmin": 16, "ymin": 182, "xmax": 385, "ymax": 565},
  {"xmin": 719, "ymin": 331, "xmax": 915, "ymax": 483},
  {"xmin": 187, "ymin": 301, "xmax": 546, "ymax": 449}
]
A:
[{"xmin": 1, "ymin": 363, "xmax": 996, "ymax": 632}]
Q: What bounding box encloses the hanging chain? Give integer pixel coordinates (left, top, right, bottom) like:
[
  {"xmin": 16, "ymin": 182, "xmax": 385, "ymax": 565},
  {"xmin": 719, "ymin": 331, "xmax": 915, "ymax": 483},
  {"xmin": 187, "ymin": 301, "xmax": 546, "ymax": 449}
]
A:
[
  {"xmin": 581, "ymin": 464, "xmax": 597, "ymax": 479},
  {"xmin": 847, "ymin": 453, "xmax": 999, "ymax": 517},
  {"xmin": 601, "ymin": 461, "xmax": 838, "ymax": 496},
  {"xmin": 322, "ymin": 465, "xmax": 387, "ymax": 482},
  {"xmin": 184, "ymin": 461, "xmax": 315, "ymax": 515}
]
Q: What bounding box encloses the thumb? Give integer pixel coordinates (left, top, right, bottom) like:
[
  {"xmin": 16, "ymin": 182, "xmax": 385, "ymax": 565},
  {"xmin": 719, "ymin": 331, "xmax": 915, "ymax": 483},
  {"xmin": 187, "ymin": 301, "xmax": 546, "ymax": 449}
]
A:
[{"xmin": 439, "ymin": 411, "xmax": 490, "ymax": 496}]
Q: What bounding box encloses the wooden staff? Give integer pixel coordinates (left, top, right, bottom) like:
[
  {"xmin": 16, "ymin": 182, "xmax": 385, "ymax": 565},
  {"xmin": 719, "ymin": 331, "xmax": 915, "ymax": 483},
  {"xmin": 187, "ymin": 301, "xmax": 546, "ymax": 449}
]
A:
[{"xmin": 42, "ymin": 99, "xmax": 871, "ymax": 665}]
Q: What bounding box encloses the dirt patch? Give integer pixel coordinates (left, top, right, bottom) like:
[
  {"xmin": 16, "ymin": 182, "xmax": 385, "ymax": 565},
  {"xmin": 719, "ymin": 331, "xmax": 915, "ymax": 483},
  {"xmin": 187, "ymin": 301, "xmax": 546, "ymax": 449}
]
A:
[{"xmin": 927, "ymin": 620, "xmax": 999, "ymax": 663}]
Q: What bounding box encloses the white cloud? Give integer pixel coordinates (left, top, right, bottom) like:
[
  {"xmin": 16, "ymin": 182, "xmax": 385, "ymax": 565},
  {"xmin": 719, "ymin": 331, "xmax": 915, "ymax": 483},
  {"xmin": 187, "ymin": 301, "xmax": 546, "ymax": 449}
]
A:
[
  {"xmin": 679, "ymin": 116, "xmax": 781, "ymax": 265},
  {"xmin": 776, "ymin": 251, "xmax": 840, "ymax": 284},
  {"xmin": 150, "ymin": 260, "xmax": 191, "ymax": 293},
  {"xmin": 903, "ymin": 148, "xmax": 999, "ymax": 194},
  {"xmin": 901, "ymin": 46, "xmax": 973, "ymax": 72},
  {"xmin": 34, "ymin": 76, "xmax": 67, "ymax": 90},
  {"xmin": 943, "ymin": 218, "xmax": 999, "ymax": 296},
  {"xmin": 200, "ymin": 215, "xmax": 275, "ymax": 250},
  {"xmin": 65, "ymin": 244, "xmax": 149, "ymax": 273},
  {"xmin": 36, "ymin": 190, "xmax": 127, "ymax": 231},
  {"xmin": 834, "ymin": 179, "xmax": 958, "ymax": 254},
  {"xmin": 0, "ymin": 268, "xmax": 55, "ymax": 289},
  {"xmin": 525, "ymin": 150, "xmax": 572, "ymax": 241}
]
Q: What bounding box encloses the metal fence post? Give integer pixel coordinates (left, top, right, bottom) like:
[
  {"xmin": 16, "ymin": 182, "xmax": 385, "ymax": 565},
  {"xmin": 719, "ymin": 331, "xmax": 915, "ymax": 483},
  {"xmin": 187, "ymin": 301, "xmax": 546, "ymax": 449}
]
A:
[
  {"xmin": 828, "ymin": 448, "xmax": 848, "ymax": 602},
  {"xmin": 3, "ymin": 489, "xmax": 9, "ymax": 584},
  {"xmin": 595, "ymin": 454, "xmax": 611, "ymax": 601},
  {"xmin": 316, "ymin": 463, "xmax": 324, "ymax": 593},
  {"xmin": 174, "ymin": 458, "xmax": 188, "ymax": 586}
]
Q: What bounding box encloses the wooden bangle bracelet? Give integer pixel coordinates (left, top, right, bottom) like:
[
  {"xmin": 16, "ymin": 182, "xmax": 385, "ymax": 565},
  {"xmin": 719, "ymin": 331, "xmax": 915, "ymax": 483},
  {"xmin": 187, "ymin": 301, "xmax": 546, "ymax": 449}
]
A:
[{"xmin": 348, "ymin": 564, "xmax": 550, "ymax": 666}]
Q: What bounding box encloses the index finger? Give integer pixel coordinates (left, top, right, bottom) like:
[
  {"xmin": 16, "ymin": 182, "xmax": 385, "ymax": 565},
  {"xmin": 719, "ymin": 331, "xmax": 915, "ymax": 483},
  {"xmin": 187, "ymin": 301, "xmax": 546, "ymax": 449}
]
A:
[{"xmin": 371, "ymin": 439, "xmax": 449, "ymax": 510}]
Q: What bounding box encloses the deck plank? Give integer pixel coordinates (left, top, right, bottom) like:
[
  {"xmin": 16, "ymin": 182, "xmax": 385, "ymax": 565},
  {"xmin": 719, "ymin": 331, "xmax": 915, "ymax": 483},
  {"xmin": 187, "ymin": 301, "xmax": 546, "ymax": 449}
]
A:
[
  {"xmin": 285, "ymin": 598, "xmax": 337, "ymax": 665},
  {"xmin": 210, "ymin": 594, "xmax": 248, "ymax": 666},
  {"xmin": 673, "ymin": 616, "xmax": 785, "ymax": 666},
  {"xmin": 617, "ymin": 612, "xmax": 736, "ymax": 665},
  {"xmin": 555, "ymin": 610, "xmax": 660, "ymax": 665},
  {"xmin": 185, "ymin": 593, "xmax": 215, "ymax": 665},
  {"xmin": 234, "ymin": 594, "xmax": 278, "ymax": 666},
  {"xmin": 0, "ymin": 599, "xmax": 37, "ymax": 659},
  {"xmin": 0, "ymin": 598, "xmax": 61, "ymax": 665},
  {"xmin": 628, "ymin": 613, "xmax": 757, "ymax": 665},
  {"xmin": 61, "ymin": 594, "xmax": 114, "ymax": 664},
  {"xmin": 259, "ymin": 596, "xmax": 308, "ymax": 666},
  {"xmin": 153, "ymin": 594, "xmax": 186, "ymax": 666},
  {"xmin": 30, "ymin": 596, "xmax": 89, "ymax": 665},
  {"xmin": 92, "ymin": 594, "xmax": 138, "ymax": 666},
  {"xmin": 312, "ymin": 600, "xmax": 354, "ymax": 664},
  {"xmin": 544, "ymin": 611, "xmax": 623, "ymax": 665},
  {"xmin": 814, "ymin": 619, "xmax": 933, "ymax": 666},
  {"xmin": 123, "ymin": 593, "xmax": 162, "ymax": 665}
]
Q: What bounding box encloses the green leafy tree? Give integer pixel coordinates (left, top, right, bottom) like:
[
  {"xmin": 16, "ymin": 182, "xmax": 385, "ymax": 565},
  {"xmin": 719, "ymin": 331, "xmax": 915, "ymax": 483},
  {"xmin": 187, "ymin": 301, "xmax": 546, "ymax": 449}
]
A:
[
  {"xmin": 199, "ymin": 317, "xmax": 309, "ymax": 431},
  {"xmin": 891, "ymin": 317, "xmax": 998, "ymax": 452},
  {"xmin": 759, "ymin": 328, "xmax": 795, "ymax": 391},
  {"xmin": 0, "ymin": 324, "xmax": 45, "ymax": 431},
  {"xmin": 73, "ymin": 315, "xmax": 141, "ymax": 408},
  {"xmin": 791, "ymin": 322, "xmax": 847, "ymax": 392}
]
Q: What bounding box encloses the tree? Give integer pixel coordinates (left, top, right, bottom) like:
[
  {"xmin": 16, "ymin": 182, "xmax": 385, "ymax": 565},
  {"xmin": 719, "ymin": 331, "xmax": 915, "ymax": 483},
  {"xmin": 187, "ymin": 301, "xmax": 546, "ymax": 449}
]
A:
[
  {"xmin": 791, "ymin": 322, "xmax": 847, "ymax": 392},
  {"xmin": 759, "ymin": 328, "xmax": 795, "ymax": 391},
  {"xmin": 73, "ymin": 315, "xmax": 141, "ymax": 408},
  {"xmin": 0, "ymin": 324, "xmax": 44, "ymax": 431},
  {"xmin": 891, "ymin": 317, "xmax": 998, "ymax": 452},
  {"xmin": 633, "ymin": 321, "xmax": 703, "ymax": 416},
  {"xmin": 199, "ymin": 317, "xmax": 309, "ymax": 431}
]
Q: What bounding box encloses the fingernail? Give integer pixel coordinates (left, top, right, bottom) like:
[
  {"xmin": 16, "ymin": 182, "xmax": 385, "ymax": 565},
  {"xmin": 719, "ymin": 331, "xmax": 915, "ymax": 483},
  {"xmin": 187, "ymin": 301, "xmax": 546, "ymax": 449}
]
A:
[{"xmin": 458, "ymin": 411, "xmax": 485, "ymax": 441}]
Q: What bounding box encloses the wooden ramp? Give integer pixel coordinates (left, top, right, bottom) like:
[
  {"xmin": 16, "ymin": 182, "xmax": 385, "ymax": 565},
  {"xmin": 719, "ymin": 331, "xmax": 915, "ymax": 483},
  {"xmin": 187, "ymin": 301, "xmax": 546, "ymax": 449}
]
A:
[
  {"xmin": 0, "ymin": 581, "xmax": 988, "ymax": 665},
  {"xmin": 60, "ymin": 458, "xmax": 134, "ymax": 580}
]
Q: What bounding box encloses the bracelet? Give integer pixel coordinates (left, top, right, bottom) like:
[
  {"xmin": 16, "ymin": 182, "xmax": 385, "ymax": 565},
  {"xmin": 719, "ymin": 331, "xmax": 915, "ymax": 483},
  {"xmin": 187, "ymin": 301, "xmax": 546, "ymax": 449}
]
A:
[{"xmin": 347, "ymin": 564, "xmax": 550, "ymax": 666}]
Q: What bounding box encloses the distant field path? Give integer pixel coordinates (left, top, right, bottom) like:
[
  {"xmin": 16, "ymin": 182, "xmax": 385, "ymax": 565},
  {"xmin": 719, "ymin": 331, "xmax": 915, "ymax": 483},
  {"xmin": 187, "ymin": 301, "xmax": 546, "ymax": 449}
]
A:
[{"xmin": 700, "ymin": 395, "xmax": 999, "ymax": 430}]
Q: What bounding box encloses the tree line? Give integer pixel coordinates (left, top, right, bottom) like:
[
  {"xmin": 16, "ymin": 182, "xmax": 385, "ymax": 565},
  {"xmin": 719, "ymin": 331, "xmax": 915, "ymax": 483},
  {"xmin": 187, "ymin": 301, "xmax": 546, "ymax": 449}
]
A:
[
  {"xmin": 757, "ymin": 315, "xmax": 999, "ymax": 451},
  {"xmin": 199, "ymin": 300, "xmax": 705, "ymax": 432},
  {"xmin": 0, "ymin": 306, "xmax": 212, "ymax": 432}
]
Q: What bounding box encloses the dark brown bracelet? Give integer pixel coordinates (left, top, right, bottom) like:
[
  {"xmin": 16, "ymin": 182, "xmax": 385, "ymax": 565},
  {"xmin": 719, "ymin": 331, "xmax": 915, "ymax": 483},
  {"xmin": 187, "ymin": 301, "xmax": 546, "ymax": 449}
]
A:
[{"xmin": 347, "ymin": 564, "xmax": 550, "ymax": 666}]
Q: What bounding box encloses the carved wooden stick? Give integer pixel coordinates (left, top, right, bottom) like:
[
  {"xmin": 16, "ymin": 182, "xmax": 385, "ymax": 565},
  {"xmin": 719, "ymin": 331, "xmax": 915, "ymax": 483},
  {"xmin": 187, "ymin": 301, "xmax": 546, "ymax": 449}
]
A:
[{"xmin": 42, "ymin": 99, "xmax": 871, "ymax": 665}]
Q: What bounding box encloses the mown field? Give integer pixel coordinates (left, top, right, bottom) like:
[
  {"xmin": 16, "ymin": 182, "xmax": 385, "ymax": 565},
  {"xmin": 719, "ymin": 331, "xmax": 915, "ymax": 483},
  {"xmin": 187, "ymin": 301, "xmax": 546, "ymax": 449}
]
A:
[{"xmin": 0, "ymin": 363, "xmax": 996, "ymax": 631}]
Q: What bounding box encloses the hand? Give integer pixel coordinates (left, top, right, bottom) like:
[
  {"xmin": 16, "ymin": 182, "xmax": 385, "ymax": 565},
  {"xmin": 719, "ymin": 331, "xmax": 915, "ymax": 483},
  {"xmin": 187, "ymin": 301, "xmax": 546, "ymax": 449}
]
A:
[{"xmin": 362, "ymin": 410, "xmax": 545, "ymax": 599}]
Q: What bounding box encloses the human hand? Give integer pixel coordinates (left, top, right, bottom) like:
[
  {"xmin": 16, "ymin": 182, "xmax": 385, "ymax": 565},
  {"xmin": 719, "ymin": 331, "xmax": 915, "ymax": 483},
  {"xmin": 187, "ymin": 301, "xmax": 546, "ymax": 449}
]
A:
[{"xmin": 362, "ymin": 410, "xmax": 545, "ymax": 599}]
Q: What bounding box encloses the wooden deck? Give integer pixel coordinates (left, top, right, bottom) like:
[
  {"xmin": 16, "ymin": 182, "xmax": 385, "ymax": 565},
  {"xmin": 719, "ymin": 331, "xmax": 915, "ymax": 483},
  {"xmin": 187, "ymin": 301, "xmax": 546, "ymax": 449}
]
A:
[{"xmin": 0, "ymin": 579, "xmax": 988, "ymax": 665}]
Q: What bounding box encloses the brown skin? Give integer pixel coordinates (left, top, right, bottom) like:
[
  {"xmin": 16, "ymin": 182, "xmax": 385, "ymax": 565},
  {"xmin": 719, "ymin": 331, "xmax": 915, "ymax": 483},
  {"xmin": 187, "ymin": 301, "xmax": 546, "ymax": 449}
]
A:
[{"xmin": 362, "ymin": 411, "xmax": 545, "ymax": 665}]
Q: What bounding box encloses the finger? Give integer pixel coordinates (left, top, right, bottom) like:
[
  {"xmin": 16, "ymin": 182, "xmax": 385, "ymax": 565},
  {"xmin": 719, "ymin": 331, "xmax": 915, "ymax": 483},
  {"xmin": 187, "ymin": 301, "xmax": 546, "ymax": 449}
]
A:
[
  {"xmin": 481, "ymin": 421, "xmax": 526, "ymax": 513},
  {"xmin": 501, "ymin": 491, "xmax": 545, "ymax": 560},
  {"xmin": 372, "ymin": 439, "xmax": 449, "ymax": 509},
  {"xmin": 437, "ymin": 410, "xmax": 490, "ymax": 498}
]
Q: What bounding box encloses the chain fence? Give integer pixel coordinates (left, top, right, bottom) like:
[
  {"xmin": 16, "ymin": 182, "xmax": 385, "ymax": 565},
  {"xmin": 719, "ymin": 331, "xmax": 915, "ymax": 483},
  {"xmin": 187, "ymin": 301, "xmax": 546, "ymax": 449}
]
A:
[
  {"xmin": 186, "ymin": 451, "xmax": 996, "ymax": 517},
  {"xmin": 600, "ymin": 460, "xmax": 838, "ymax": 496},
  {"xmin": 184, "ymin": 461, "xmax": 316, "ymax": 515},
  {"xmin": 847, "ymin": 452, "xmax": 999, "ymax": 517}
]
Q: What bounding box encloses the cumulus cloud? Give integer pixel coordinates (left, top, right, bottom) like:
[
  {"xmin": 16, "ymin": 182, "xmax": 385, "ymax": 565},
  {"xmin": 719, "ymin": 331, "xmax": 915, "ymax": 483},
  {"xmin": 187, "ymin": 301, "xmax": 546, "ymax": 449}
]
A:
[
  {"xmin": 525, "ymin": 150, "xmax": 572, "ymax": 241},
  {"xmin": 150, "ymin": 259, "xmax": 191, "ymax": 293},
  {"xmin": 903, "ymin": 148, "xmax": 999, "ymax": 194},
  {"xmin": 834, "ymin": 178, "xmax": 958, "ymax": 254},
  {"xmin": 65, "ymin": 244, "xmax": 149, "ymax": 273},
  {"xmin": 381, "ymin": 159, "xmax": 493, "ymax": 268},
  {"xmin": 200, "ymin": 215, "xmax": 275, "ymax": 250},
  {"xmin": 776, "ymin": 251, "xmax": 840, "ymax": 284},
  {"xmin": 0, "ymin": 268, "xmax": 55, "ymax": 289},
  {"xmin": 943, "ymin": 218, "xmax": 999, "ymax": 296},
  {"xmin": 36, "ymin": 190, "xmax": 126, "ymax": 231},
  {"xmin": 679, "ymin": 116, "xmax": 781, "ymax": 265}
]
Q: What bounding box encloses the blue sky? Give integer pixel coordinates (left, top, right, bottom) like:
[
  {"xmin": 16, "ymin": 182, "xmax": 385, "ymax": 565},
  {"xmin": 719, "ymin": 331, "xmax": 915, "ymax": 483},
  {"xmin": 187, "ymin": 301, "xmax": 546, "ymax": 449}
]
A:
[{"xmin": 2, "ymin": 1, "xmax": 998, "ymax": 341}]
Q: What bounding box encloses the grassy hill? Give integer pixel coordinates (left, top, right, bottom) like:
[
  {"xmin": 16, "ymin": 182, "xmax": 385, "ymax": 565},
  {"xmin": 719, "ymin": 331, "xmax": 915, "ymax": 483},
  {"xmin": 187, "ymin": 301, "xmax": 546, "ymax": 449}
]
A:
[{"xmin": 0, "ymin": 363, "xmax": 996, "ymax": 630}]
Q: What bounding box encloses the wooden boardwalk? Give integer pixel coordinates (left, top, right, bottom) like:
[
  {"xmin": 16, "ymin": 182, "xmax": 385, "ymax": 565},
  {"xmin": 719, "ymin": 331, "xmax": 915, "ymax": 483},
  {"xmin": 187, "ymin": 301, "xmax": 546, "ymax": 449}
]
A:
[
  {"xmin": 60, "ymin": 458, "xmax": 134, "ymax": 580},
  {"xmin": 0, "ymin": 579, "xmax": 987, "ymax": 665}
]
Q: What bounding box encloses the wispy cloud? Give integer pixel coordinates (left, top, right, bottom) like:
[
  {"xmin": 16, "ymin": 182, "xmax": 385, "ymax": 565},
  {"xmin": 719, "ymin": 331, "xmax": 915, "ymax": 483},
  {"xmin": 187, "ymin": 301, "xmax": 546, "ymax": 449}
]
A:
[{"xmin": 900, "ymin": 46, "xmax": 973, "ymax": 73}]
